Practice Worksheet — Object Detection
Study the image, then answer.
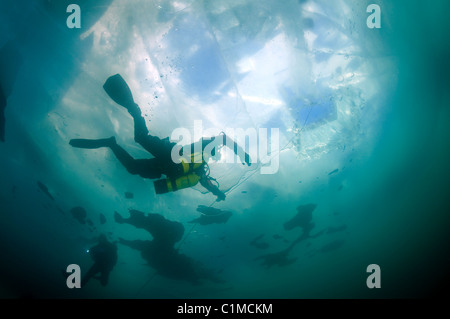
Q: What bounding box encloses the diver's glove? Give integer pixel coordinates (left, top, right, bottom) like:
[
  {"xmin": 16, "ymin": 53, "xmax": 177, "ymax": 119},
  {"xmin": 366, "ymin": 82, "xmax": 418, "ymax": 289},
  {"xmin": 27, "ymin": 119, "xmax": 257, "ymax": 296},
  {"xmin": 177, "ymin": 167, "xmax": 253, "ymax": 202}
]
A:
[
  {"xmin": 200, "ymin": 175, "xmax": 226, "ymax": 201},
  {"xmin": 215, "ymin": 190, "xmax": 226, "ymax": 202},
  {"xmin": 208, "ymin": 180, "xmax": 226, "ymax": 201},
  {"xmin": 232, "ymin": 143, "xmax": 251, "ymax": 166},
  {"xmin": 240, "ymin": 152, "xmax": 251, "ymax": 166},
  {"xmin": 236, "ymin": 147, "xmax": 251, "ymax": 166}
]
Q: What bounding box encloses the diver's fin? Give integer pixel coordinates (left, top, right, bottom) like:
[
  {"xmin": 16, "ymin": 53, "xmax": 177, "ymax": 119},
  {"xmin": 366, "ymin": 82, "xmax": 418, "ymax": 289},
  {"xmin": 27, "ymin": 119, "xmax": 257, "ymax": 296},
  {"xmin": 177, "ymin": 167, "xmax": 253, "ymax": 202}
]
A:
[
  {"xmin": 69, "ymin": 137, "xmax": 116, "ymax": 149},
  {"xmin": 103, "ymin": 74, "xmax": 135, "ymax": 107}
]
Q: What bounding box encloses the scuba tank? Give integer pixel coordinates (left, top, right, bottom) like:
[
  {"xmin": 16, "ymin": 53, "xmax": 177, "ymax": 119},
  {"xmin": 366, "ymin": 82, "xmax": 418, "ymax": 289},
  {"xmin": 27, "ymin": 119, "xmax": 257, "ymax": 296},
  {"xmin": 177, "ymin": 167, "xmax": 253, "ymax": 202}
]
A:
[
  {"xmin": 154, "ymin": 173, "xmax": 201, "ymax": 194},
  {"xmin": 153, "ymin": 150, "xmax": 210, "ymax": 194}
]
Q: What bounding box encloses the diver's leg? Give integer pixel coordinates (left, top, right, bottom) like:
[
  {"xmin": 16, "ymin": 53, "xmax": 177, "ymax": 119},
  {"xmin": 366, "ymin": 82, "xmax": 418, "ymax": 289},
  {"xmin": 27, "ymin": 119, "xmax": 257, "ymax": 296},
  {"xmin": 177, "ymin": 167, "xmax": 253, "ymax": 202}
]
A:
[
  {"xmin": 110, "ymin": 147, "xmax": 162, "ymax": 178},
  {"xmin": 126, "ymin": 103, "xmax": 149, "ymax": 143},
  {"xmin": 69, "ymin": 136, "xmax": 117, "ymax": 149},
  {"xmin": 115, "ymin": 210, "xmax": 151, "ymax": 232},
  {"xmin": 99, "ymin": 270, "xmax": 110, "ymax": 286},
  {"xmin": 114, "ymin": 210, "xmax": 146, "ymax": 227},
  {"xmin": 70, "ymin": 137, "xmax": 136, "ymax": 171},
  {"xmin": 116, "ymin": 210, "xmax": 182, "ymax": 243},
  {"xmin": 120, "ymin": 102, "xmax": 151, "ymax": 149},
  {"xmin": 135, "ymin": 213, "xmax": 184, "ymax": 246},
  {"xmin": 70, "ymin": 137, "xmax": 162, "ymax": 178},
  {"xmin": 108, "ymin": 142, "xmax": 158, "ymax": 177},
  {"xmin": 81, "ymin": 264, "xmax": 101, "ymax": 287},
  {"xmin": 114, "ymin": 211, "xmax": 126, "ymax": 224},
  {"xmin": 124, "ymin": 103, "xmax": 173, "ymax": 160},
  {"xmin": 127, "ymin": 209, "xmax": 148, "ymax": 228},
  {"xmin": 115, "ymin": 210, "xmax": 148, "ymax": 231}
]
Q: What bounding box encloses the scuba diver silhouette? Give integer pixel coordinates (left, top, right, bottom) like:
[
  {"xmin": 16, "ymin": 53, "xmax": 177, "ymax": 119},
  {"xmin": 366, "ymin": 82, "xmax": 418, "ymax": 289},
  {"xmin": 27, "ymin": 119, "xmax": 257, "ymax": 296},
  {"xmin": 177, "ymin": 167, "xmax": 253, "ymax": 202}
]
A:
[
  {"xmin": 82, "ymin": 234, "xmax": 118, "ymax": 287},
  {"xmin": 70, "ymin": 74, "xmax": 250, "ymax": 201},
  {"xmin": 114, "ymin": 209, "xmax": 224, "ymax": 285}
]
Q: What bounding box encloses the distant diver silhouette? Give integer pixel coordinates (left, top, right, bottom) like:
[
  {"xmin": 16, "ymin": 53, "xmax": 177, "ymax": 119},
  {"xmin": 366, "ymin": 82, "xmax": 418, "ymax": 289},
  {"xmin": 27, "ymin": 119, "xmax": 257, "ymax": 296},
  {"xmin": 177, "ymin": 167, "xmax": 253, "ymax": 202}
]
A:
[
  {"xmin": 70, "ymin": 74, "xmax": 250, "ymax": 201},
  {"xmin": 188, "ymin": 205, "xmax": 232, "ymax": 225},
  {"xmin": 115, "ymin": 209, "xmax": 223, "ymax": 285},
  {"xmin": 82, "ymin": 234, "xmax": 118, "ymax": 287},
  {"xmin": 255, "ymin": 203, "xmax": 326, "ymax": 268}
]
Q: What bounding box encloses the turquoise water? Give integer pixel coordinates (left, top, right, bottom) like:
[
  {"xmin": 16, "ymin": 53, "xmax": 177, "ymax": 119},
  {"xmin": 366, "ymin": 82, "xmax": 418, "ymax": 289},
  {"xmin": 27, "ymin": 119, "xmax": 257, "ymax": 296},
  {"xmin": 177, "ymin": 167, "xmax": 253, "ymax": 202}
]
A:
[{"xmin": 0, "ymin": 0, "xmax": 449, "ymax": 299}]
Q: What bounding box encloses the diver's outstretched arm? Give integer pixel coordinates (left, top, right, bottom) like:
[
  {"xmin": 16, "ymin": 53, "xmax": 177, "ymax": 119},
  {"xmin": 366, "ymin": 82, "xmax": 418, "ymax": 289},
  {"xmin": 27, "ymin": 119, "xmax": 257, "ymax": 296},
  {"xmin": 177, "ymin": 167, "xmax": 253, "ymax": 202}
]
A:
[{"xmin": 204, "ymin": 133, "xmax": 251, "ymax": 166}]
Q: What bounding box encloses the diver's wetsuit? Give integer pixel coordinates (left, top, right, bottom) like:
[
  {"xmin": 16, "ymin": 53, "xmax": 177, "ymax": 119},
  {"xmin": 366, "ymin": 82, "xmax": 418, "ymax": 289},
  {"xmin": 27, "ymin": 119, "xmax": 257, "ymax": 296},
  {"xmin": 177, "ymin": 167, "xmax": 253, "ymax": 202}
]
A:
[
  {"xmin": 70, "ymin": 102, "xmax": 213, "ymax": 180},
  {"xmin": 70, "ymin": 102, "xmax": 186, "ymax": 179},
  {"xmin": 109, "ymin": 103, "xmax": 182, "ymax": 179},
  {"xmin": 82, "ymin": 239, "xmax": 117, "ymax": 286},
  {"xmin": 69, "ymin": 75, "xmax": 236, "ymax": 200}
]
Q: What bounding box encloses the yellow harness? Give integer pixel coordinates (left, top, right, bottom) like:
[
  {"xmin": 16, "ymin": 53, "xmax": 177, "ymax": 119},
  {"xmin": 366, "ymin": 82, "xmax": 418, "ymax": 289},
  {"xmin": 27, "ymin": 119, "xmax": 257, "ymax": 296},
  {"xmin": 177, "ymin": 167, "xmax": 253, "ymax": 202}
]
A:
[
  {"xmin": 180, "ymin": 151, "xmax": 206, "ymax": 174},
  {"xmin": 154, "ymin": 151, "xmax": 210, "ymax": 194}
]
